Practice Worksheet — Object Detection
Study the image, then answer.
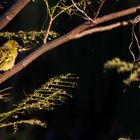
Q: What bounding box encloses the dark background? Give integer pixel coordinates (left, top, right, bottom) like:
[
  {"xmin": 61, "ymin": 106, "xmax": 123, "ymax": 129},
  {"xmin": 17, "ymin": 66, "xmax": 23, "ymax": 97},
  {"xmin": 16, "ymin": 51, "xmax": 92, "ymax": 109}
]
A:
[{"xmin": 0, "ymin": 0, "xmax": 140, "ymax": 140}]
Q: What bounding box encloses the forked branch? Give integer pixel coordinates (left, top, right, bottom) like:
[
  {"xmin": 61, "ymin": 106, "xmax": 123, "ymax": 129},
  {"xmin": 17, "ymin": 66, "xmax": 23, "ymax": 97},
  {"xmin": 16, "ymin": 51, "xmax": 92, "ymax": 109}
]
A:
[{"xmin": 0, "ymin": 4, "xmax": 140, "ymax": 84}]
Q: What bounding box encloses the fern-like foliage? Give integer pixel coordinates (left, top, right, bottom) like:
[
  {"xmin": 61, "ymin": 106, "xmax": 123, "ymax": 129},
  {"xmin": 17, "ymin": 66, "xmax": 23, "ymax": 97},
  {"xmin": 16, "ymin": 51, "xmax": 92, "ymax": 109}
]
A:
[
  {"xmin": 0, "ymin": 73, "xmax": 78, "ymax": 133},
  {"xmin": 0, "ymin": 31, "xmax": 59, "ymax": 45},
  {"xmin": 104, "ymin": 57, "xmax": 140, "ymax": 85},
  {"xmin": 0, "ymin": 87, "xmax": 12, "ymax": 101}
]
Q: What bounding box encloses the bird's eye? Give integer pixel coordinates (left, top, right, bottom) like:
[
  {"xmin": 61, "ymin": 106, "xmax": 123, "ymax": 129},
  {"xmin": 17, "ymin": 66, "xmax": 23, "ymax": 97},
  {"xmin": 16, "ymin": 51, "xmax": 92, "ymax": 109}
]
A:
[{"xmin": 12, "ymin": 42, "xmax": 16, "ymax": 46}]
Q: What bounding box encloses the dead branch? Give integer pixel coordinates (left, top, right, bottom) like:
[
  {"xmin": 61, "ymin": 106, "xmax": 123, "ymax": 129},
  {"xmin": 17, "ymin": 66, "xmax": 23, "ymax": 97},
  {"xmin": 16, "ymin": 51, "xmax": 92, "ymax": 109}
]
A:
[
  {"xmin": 0, "ymin": 5, "xmax": 140, "ymax": 84},
  {"xmin": 0, "ymin": 0, "xmax": 30, "ymax": 30}
]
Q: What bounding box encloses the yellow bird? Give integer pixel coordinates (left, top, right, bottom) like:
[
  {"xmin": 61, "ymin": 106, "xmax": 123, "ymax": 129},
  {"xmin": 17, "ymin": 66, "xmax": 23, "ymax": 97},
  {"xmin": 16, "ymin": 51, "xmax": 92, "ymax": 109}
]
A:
[{"xmin": 0, "ymin": 40, "xmax": 21, "ymax": 71}]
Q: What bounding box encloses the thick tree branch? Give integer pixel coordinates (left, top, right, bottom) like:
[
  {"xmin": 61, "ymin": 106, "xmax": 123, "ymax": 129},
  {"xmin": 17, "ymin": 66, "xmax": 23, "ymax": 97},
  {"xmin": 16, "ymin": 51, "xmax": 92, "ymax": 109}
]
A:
[
  {"xmin": 74, "ymin": 20, "xmax": 133, "ymax": 39},
  {"xmin": 69, "ymin": 5, "xmax": 140, "ymax": 36},
  {"xmin": 0, "ymin": 0, "xmax": 30, "ymax": 30},
  {"xmin": 0, "ymin": 5, "xmax": 140, "ymax": 84}
]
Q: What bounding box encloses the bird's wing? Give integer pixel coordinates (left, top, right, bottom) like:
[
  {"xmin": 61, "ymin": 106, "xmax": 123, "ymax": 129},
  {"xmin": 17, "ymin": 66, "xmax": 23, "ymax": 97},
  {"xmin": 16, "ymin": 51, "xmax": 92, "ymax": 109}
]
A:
[{"xmin": 0, "ymin": 47, "xmax": 10, "ymax": 69}]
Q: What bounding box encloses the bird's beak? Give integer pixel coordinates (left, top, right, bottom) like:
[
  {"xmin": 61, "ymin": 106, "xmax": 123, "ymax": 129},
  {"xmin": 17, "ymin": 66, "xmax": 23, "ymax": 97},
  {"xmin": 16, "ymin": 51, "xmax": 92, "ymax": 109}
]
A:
[
  {"xmin": 18, "ymin": 46, "xmax": 32, "ymax": 52},
  {"xmin": 18, "ymin": 45, "xmax": 22, "ymax": 52},
  {"xmin": 18, "ymin": 45, "xmax": 22, "ymax": 48}
]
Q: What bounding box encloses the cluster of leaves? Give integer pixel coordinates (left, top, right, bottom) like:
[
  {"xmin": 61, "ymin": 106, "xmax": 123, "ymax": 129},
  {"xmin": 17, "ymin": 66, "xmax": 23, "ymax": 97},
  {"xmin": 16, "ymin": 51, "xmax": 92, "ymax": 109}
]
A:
[
  {"xmin": 0, "ymin": 31, "xmax": 59, "ymax": 45},
  {"xmin": 59, "ymin": 0, "xmax": 91, "ymax": 15},
  {"xmin": 58, "ymin": 0, "xmax": 103, "ymax": 19},
  {"xmin": 104, "ymin": 57, "xmax": 140, "ymax": 85},
  {"xmin": 0, "ymin": 73, "xmax": 78, "ymax": 133},
  {"xmin": 118, "ymin": 137, "xmax": 131, "ymax": 140}
]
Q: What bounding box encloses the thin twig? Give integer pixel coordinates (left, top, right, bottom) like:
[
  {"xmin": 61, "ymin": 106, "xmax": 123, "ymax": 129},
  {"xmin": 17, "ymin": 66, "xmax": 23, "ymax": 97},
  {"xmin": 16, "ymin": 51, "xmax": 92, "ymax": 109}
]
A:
[
  {"xmin": 71, "ymin": 0, "xmax": 93, "ymax": 22},
  {"xmin": 94, "ymin": 0, "xmax": 105, "ymax": 19},
  {"xmin": 43, "ymin": 16, "xmax": 53, "ymax": 44},
  {"xmin": 129, "ymin": 15, "xmax": 140, "ymax": 62}
]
